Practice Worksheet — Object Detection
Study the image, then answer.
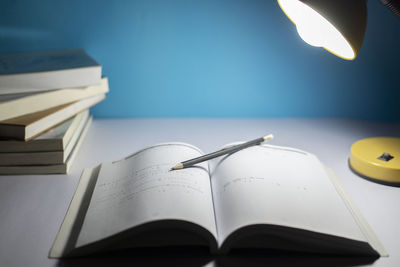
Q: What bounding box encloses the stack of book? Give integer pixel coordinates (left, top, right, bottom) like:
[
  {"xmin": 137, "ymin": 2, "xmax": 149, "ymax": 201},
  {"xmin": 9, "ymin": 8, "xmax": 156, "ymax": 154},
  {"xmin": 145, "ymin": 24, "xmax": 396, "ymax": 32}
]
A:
[{"xmin": 0, "ymin": 49, "xmax": 109, "ymax": 174}]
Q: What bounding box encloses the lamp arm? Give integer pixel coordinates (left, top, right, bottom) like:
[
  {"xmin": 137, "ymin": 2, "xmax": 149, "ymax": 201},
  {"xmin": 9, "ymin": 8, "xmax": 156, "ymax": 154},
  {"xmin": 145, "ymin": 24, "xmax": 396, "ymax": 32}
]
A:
[{"xmin": 380, "ymin": 0, "xmax": 400, "ymax": 19}]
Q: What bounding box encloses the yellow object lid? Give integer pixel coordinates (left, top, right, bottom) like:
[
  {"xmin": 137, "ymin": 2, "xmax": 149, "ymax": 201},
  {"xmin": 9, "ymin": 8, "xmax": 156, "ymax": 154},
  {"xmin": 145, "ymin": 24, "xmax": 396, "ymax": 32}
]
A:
[{"xmin": 350, "ymin": 137, "xmax": 400, "ymax": 185}]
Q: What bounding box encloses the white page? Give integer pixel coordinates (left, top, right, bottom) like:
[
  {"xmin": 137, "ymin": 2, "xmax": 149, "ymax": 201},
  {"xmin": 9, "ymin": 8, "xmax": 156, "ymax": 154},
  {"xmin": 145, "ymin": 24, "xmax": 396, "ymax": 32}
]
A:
[
  {"xmin": 210, "ymin": 144, "xmax": 367, "ymax": 246},
  {"xmin": 76, "ymin": 143, "xmax": 217, "ymax": 247}
]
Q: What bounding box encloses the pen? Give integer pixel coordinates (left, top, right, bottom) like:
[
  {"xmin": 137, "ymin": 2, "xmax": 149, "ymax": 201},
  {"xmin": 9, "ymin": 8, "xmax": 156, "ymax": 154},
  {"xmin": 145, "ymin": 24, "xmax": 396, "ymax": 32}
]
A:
[{"xmin": 171, "ymin": 134, "xmax": 274, "ymax": 170}]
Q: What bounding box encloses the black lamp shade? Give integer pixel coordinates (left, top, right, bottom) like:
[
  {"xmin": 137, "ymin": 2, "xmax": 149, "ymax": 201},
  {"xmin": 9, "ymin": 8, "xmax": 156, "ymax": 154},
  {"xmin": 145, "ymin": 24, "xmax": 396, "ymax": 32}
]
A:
[{"xmin": 278, "ymin": 0, "xmax": 367, "ymax": 60}]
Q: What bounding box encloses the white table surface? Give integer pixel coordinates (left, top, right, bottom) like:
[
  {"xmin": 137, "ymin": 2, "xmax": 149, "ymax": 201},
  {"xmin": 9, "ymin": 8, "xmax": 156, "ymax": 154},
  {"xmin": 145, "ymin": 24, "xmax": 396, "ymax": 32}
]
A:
[{"xmin": 0, "ymin": 118, "xmax": 399, "ymax": 267}]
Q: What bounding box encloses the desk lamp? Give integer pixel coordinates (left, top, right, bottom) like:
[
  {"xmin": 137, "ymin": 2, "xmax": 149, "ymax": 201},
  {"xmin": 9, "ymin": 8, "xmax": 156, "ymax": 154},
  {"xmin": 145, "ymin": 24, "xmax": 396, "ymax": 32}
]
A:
[{"xmin": 278, "ymin": 0, "xmax": 400, "ymax": 185}]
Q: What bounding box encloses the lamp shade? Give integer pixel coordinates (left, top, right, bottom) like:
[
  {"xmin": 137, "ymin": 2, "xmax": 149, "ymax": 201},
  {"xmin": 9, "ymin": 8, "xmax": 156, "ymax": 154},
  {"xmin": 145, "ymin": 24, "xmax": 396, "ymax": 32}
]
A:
[{"xmin": 278, "ymin": 0, "xmax": 367, "ymax": 60}]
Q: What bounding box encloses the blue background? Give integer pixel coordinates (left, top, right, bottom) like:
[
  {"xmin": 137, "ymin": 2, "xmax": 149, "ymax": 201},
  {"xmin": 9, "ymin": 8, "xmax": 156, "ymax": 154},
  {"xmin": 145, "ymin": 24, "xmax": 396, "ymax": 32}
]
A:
[{"xmin": 1, "ymin": 0, "xmax": 399, "ymax": 121}]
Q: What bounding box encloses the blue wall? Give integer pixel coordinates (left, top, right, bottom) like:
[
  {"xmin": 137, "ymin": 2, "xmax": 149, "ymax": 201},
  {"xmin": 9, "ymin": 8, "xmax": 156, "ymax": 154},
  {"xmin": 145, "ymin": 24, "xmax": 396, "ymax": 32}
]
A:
[{"xmin": 1, "ymin": 0, "xmax": 399, "ymax": 120}]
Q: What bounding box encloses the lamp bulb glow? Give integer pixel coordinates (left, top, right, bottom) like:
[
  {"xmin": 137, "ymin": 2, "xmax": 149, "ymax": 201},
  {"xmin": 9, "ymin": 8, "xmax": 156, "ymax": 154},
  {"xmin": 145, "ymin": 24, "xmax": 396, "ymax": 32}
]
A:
[
  {"xmin": 296, "ymin": 24, "xmax": 323, "ymax": 47},
  {"xmin": 278, "ymin": 0, "xmax": 355, "ymax": 60}
]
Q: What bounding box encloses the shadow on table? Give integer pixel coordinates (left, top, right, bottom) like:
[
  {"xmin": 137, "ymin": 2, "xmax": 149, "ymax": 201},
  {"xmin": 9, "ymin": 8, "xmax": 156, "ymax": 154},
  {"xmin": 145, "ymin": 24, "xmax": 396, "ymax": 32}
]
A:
[
  {"xmin": 56, "ymin": 247, "xmax": 378, "ymax": 267},
  {"xmin": 216, "ymin": 249, "xmax": 378, "ymax": 267}
]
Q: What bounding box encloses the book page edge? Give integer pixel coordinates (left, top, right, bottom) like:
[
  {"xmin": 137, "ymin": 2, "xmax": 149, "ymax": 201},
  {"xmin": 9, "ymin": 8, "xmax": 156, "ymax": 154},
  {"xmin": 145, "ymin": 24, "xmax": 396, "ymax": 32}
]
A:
[
  {"xmin": 25, "ymin": 94, "xmax": 103, "ymax": 141},
  {"xmin": 0, "ymin": 77, "xmax": 108, "ymax": 121},
  {"xmin": 63, "ymin": 112, "xmax": 90, "ymax": 159},
  {"xmin": 62, "ymin": 110, "xmax": 89, "ymax": 150},
  {"xmin": 65, "ymin": 116, "xmax": 92, "ymax": 173},
  {"xmin": 49, "ymin": 165, "xmax": 100, "ymax": 258},
  {"xmin": 325, "ymin": 167, "xmax": 388, "ymax": 257}
]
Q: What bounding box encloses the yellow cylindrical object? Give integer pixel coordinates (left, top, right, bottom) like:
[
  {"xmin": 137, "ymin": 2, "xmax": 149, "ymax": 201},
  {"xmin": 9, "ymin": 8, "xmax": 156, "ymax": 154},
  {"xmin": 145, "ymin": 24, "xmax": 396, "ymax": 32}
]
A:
[{"xmin": 349, "ymin": 137, "xmax": 400, "ymax": 184}]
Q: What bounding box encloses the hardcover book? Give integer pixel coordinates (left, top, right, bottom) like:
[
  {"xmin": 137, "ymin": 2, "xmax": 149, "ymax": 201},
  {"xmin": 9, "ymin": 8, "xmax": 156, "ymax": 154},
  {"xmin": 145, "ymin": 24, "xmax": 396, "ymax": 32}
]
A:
[
  {"xmin": 49, "ymin": 143, "xmax": 387, "ymax": 258},
  {"xmin": 0, "ymin": 78, "xmax": 108, "ymax": 121},
  {"xmin": 0, "ymin": 49, "xmax": 101, "ymax": 94},
  {"xmin": 0, "ymin": 115, "xmax": 92, "ymax": 175},
  {"xmin": 0, "ymin": 94, "xmax": 104, "ymax": 141},
  {"xmin": 0, "ymin": 110, "xmax": 89, "ymax": 165},
  {"xmin": 0, "ymin": 110, "xmax": 88, "ymax": 153}
]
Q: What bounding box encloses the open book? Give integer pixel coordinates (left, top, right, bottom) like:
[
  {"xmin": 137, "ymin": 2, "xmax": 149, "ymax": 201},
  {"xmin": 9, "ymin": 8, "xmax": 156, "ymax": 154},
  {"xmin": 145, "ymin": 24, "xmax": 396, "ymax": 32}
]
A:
[{"xmin": 50, "ymin": 142, "xmax": 387, "ymax": 258}]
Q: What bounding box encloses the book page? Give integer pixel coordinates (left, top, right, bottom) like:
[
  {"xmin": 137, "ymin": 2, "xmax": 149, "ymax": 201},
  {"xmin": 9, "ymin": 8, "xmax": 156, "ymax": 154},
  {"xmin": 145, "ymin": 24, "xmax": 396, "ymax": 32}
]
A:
[
  {"xmin": 210, "ymin": 144, "xmax": 367, "ymax": 246},
  {"xmin": 75, "ymin": 143, "xmax": 217, "ymax": 248}
]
